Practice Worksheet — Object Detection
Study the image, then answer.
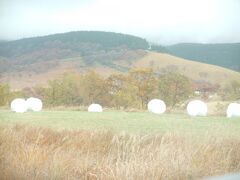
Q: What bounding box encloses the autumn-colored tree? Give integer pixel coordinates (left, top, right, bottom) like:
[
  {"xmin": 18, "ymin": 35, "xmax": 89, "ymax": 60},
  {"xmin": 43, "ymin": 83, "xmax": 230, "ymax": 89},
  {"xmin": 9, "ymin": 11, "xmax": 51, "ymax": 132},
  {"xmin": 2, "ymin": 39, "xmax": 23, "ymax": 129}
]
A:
[
  {"xmin": 80, "ymin": 71, "xmax": 108, "ymax": 105},
  {"xmin": 27, "ymin": 70, "xmax": 194, "ymax": 109},
  {"xmin": 60, "ymin": 72, "xmax": 82, "ymax": 105},
  {"xmin": 35, "ymin": 71, "xmax": 107, "ymax": 106},
  {"xmin": 106, "ymin": 74, "xmax": 137, "ymax": 109},
  {"xmin": 43, "ymin": 79, "xmax": 64, "ymax": 105},
  {"xmin": 222, "ymin": 80, "xmax": 240, "ymax": 101},
  {"xmin": 129, "ymin": 68, "xmax": 158, "ymax": 109},
  {"xmin": 231, "ymin": 81, "xmax": 240, "ymax": 100},
  {"xmin": 158, "ymin": 73, "xmax": 193, "ymax": 108},
  {"xmin": 38, "ymin": 72, "xmax": 82, "ymax": 106},
  {"xmin": 0, "ymin": 84, "xmax": 10, "ymax": 106}
]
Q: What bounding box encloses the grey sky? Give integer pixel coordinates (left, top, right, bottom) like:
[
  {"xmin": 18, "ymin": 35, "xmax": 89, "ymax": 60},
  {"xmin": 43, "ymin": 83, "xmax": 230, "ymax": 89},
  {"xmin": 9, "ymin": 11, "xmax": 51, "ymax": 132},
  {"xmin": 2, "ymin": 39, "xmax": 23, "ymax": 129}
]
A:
[{"xmin": 1, "ymin": 0, "xmax": 240, "ymax": 44}]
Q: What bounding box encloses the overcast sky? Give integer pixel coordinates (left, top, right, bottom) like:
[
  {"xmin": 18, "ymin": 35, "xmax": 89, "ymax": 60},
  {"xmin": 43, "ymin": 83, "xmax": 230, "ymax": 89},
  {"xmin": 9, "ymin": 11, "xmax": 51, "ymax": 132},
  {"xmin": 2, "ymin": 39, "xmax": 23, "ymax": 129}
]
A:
[{"xmin": 1, "ymin": 0, "xmax": 240, "ymax": 44}]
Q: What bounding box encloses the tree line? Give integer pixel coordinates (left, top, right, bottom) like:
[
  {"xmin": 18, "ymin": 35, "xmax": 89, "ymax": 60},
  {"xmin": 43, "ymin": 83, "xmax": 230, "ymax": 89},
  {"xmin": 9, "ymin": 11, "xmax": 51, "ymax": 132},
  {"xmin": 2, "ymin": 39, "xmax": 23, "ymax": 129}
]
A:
[
  {"xmin": 0, "ymin": 69, "xmax": 240, "ymax": 109},
  {"xmin": 33, "ymin": 69, "xmax": 193, "ymax": 109}
]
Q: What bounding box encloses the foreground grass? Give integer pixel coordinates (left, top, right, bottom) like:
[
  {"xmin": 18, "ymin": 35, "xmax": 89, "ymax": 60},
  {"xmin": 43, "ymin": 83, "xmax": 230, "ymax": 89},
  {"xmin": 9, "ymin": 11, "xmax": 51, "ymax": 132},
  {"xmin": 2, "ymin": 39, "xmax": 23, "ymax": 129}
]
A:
[
  {"xmin": 0, "ymin": 125, "xmax": 240, "ymax": 179},
  {"xmin": 1, "ymin": 110, "xmax": 240, "ymax": 179}
]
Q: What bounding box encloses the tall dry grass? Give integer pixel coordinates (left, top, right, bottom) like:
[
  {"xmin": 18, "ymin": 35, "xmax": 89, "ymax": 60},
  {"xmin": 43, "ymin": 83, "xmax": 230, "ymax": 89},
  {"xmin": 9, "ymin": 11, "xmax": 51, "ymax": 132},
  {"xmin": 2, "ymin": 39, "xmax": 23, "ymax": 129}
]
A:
[{"xmin": 0, "ymin": 125, "xmax": 240, "ymax": 180}]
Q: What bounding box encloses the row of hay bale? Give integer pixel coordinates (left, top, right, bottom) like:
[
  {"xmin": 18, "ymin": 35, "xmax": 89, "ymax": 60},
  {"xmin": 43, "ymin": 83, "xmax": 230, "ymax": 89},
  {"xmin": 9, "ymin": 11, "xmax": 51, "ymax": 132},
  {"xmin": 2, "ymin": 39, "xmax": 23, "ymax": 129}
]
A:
[
  {"xmin": 11, "ymin": 97, "xmax": 43, "ymax": 113},
  {"xmin": 10, "ymin": 98, "xmax": 103, "ymax": 113},
  {"xmin": 147, "ymin": 99, "xmax": 208, "ymax": 116},
  {"xmin": 10, "ymin": 98, "xmax": 240, "ymax": 118},
  {"xmin": 147, "ymin": 99, "xmax": 240, "ymax": 118}
]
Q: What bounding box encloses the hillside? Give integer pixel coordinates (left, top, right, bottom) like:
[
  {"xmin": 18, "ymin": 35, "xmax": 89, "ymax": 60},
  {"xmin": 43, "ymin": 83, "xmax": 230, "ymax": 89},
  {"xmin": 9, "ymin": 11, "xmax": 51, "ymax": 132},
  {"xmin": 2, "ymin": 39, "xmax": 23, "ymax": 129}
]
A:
[
  {"xmin": 0, "ymin": 31, "xmax": 148, "ymax": 57},
  {"xmin": 132, "ymin": 52, "xmax": 240, "ymax": 85},
  {"xmin": 0, "ymin": 31, "xmax": 240, "ymax": 89},
  {"xmin": 0, "ymin": 31, "xmax": 148, "ymax": 73},
  {"xmin": 162, "ymin": 43, "xmax": 240, "ymax": 71},
  {"xmin": 2, "ymin": 51, "xmax": 240, "ymax": 90}
]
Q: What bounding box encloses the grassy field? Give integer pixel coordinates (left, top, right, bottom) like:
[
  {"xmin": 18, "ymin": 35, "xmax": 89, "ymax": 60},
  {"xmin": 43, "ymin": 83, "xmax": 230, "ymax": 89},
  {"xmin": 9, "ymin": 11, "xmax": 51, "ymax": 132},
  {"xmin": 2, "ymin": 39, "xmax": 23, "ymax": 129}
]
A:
[
  {"xmin": 1, "ymin": 110, "xmax": 240, "ymax": 179},
  {"xmin": 1, "ymin": 110, "xmax": 240, "ymax": 135}
]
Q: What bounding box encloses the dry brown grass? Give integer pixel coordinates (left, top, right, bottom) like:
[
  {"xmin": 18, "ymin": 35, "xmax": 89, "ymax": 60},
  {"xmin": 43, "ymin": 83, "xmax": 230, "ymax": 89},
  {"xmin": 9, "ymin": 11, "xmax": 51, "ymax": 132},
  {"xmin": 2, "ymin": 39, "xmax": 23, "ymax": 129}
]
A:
[
  {"xmin": 0, "ymin": 125, "xmax": 240, "ymax": 180},
  {"xmin": 133, "ymin": 52, "xmax": 240, "ymax": 86}
]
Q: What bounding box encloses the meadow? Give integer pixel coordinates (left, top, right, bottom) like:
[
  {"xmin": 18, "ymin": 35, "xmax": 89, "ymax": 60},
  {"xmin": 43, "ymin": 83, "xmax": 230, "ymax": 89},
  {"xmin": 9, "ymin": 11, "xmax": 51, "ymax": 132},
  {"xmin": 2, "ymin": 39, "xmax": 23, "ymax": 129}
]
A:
[
  {"xmin": 1, "ymin": 110, "xmax": 240, "ymax": 134},
  {"xmin": 0, "ymin": 110, "xmax": 240, "ymax": 179}
]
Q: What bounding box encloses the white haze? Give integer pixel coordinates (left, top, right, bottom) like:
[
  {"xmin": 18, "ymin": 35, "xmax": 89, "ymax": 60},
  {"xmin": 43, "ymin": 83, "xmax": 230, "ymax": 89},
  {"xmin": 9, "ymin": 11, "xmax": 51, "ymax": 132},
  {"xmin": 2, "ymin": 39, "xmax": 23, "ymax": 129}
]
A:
[{"xmin": 1, "ymin": 0, "xmax": 240, "ymax": 44}]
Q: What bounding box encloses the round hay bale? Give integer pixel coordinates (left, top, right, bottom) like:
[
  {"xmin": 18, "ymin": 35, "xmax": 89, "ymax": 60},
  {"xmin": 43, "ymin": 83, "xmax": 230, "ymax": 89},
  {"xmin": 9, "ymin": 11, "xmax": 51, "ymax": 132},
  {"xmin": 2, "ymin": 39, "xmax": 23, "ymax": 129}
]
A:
[
  {"xmin": 147, "ymin": 99, "xmax": 166, "ymax": 114},
  {"xmin": 227, "ymin": 103, "xmax": 240, "ymax": 118},
  {"xmin": 88, "ymin": 104, "xmax": 103, "ymax": 112},
  {"xmin": 10, "ymin": 98, "xmax": 28, "ymax": 113},
  {"xmin": 187, "ymin": 100, "xmax": 207, "ymax": 116},
  {"xmin": 26, "ymin": 97, "xmax": 43, "ymax": 112}
]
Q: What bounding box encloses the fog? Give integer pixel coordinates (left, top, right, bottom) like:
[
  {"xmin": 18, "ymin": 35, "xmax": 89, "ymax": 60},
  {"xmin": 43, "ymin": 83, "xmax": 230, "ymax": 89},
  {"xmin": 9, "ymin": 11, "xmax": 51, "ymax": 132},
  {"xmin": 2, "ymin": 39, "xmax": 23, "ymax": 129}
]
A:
[{"xmin": 1, "ymin": 0, "xmax": 240, "ymax": 44}]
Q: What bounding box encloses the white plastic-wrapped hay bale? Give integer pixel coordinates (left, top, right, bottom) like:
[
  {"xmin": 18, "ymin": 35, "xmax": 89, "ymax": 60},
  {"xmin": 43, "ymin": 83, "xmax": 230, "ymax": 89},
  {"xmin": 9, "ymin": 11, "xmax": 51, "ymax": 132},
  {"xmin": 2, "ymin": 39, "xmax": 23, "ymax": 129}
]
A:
[
  {"xmin": 187, "ymin": 100, "xmax": 207, "ymax": 116},
  {"xmin": 26, "ymin": 97, "xmax": 43, "ymax": 112},
  {"xmin": 147, "ymin": 99, "xmax": 166, "ymax": 114},
  {"xmin": 88, "ymin": 104, "xmax": 103, "ymax": 112},
  {"xmin": 10, "ymin": 98, "xmax": 28, "ymax": 113},
  {"xmin": 227, "ymin": 103, "xmax": 240, "ymax": 118}
]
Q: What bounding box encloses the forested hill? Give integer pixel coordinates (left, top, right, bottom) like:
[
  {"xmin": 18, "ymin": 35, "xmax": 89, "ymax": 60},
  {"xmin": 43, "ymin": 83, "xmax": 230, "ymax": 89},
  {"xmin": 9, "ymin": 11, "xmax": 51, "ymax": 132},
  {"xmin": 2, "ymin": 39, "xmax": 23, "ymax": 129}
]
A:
[
  {"xmin": 165, "ymin": 43, "xmax": 240, "ymax": 72},
  {"xmin": 0, "ymin": 31, "xmax": 149, "ymax": 73},
  {"xmin": 0, "ymin": 31, "xmax": 149, "ymax": 58},
  {"xmin": 0, "ymin": 31, "xmax": 240, "ymax": 74}
]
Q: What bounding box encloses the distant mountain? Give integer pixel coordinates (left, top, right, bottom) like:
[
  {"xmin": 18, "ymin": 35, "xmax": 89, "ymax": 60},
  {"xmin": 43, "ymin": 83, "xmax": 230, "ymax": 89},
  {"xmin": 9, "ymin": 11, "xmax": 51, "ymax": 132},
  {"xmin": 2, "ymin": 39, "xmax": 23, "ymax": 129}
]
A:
[
  {"xmin": 1, "ymin": 31, "xmax": 239, "ymax": 72},
  {"xmin": 0, "ymin": 31, "xmax": 148, "ymax": 57},
  {"xmin": 162, "ymin": 43, "xmax": 240, "ymax": 72},
  {"xmin": 0, "ymin": 31, "xmax": 148, "ymax": 73},
  {"xmin": 0, "ymin": 31, "xmax": 239, "ymax": 89}
]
